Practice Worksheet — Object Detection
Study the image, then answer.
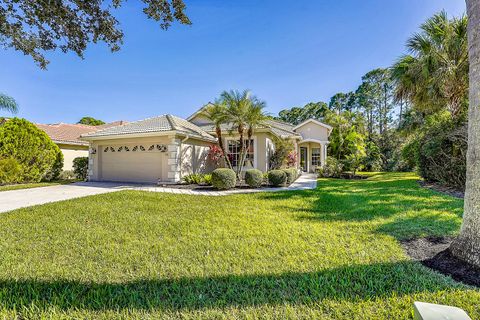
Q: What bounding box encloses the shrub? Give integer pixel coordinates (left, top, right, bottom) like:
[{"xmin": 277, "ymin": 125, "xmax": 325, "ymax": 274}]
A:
[
  {"xmin": 183, "ymin": 173, "xmax": 203, "ymax": 184},
  {"xmin": 268, "ymin": 170, "xmax": 287, "ymax": 187},
  {"xmin": 282, "ymin": 168, "xmax": 297, "ymax": 184},
  {"xmin": 73, "ymin": 157, "xmax": 89, "ymax": 180},
  {"xmin": 60, "ymin": 170, "xmax": 75, "ymax": 180},
  {"xmin": 211, "ymin": 168, "xmax": 236, "ymax": 190},
  {"xmin": 203, "ymin": 174, "xmax": 212, "ymax": 186},
  {"xmin": 43, "ymin": 148, "xmax": 64, "ymax": 181},
  {"xmin": 317, "ymin": 157, "xmax": 343, "ymax": 178},
  {"xmin": 245, "ymin": 169, "xmax": 263, "ymax": 188},
  {"xmin": 0, "ymin": 158, "xmax": 22, "ymax": 184},
  {"xmin": 0, "ymin": 118, "xmax": 59, "ymax": 182}
]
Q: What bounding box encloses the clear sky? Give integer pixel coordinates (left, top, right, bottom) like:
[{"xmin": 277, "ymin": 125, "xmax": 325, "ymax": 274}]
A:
[{"xmin": 0, "ymin": 0, "xmax": 466, "ymax": 124}]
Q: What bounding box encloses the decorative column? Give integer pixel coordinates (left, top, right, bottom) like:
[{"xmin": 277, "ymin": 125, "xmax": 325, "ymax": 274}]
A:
[
  {"xmin": 87, "ymin": 143, "xmax": 97, "ymax": 181},
  {"xmin": 167, "ymin": 137, "xmax": 181, "ymax": 183}
]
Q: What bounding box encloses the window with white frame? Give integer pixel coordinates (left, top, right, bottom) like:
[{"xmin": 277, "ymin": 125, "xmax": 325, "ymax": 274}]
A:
[
  {"xmin": 227, "ymin": 139, "xmax": 254, "ymax": 167},
  {"xmin": 311, "ymin": 147, "xmax": 321, "ymax": 166}
]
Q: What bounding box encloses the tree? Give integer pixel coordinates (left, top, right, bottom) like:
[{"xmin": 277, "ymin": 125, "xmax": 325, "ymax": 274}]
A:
[
  {"xmin": 277, "ymin": 102, "xmax": 328, "ymax": 125},
  {"xmin": 78, "ymin": 117, "xmax": 105, "ymax": 126},
  {"xmin": 391, "ymin": 11, "xmax": 468, "ymax": 118},
  {"xmin": 450, "ymin": 0, "xmax": 480, "ymax": 267},
  {"xmin": 329, "ymin": 92, "xmax": 355, "ymax": 114},
  {"xmin": 0, "ymin": 93, "xmax": 18, "ymax": 113},
  {"xmin": 200, "ymin": 102, "xmax": 232, "ymax": 169},
  {"xmin": 0, "ymin": 0, "xmax": 191, "ymax": 69}
]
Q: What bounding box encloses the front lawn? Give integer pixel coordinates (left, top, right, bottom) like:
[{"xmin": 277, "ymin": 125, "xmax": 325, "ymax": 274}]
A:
[
  {"xmin": 0, "ymin": 172, "xmax": 477, "ymax": 319},
  {"xmin": 0, "ymin": 180, "xmax": 74, "ymax": 192}
]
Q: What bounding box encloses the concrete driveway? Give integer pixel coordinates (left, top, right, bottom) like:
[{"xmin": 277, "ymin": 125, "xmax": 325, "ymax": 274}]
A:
[{"xmin": 0, "ymin": 182, "xmax": 136, "ymax": 213}]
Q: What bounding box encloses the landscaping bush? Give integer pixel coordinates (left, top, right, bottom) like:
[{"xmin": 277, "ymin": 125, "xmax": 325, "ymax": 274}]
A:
[
  {"xmin": 0, "ymin": 118, "xmax": 59, "ymax": 182},
  {"xmin": 211, "ymin": 168, "xmax": 236, "ymax": 190},
  {"xmin": 317, "ymin": 157, "xmax": 344, "ymax": 178},
  {"xmin": 203, "ymin": 174, "xmax": 212, "ymax": 185},
  {"xmin": 0, "ymin": 158, "xmax": 22, "ymax": 184},
  {"xmin": 43, "ymin": 148, "xmax": 64, "ymax": 181},
  {"xmin": 268, "ymin": 170, "xmax": 287, "ymax": 186},
  {"xmin": 245, "ymin": 169, "xmax": 263, "ymax": 188},
  {"xmin": 60, "ymin": 170, "xmax": 75, "ymax": 180},
  {"xmin": 183, "ymin": 173, "xmax": 203, "ymax": 184},
  {"xmin": 73, "ymin": 157, "xmax": 89, "ymax": 180},
  {"xmin": 282, "ymin": 168, "xmax": 297, "ymax": 184}
]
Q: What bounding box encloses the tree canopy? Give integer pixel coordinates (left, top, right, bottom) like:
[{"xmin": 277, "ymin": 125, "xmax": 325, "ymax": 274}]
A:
[
  {"xmin": 78, "ymin": 117, "xmax": 105, "ymax": 126},
  {"xmin": 0, "ymin": 0, "xmax": 191, "ymax": 69},
  {"xmin": 0, "ymin": 93, "xmax": 18, "ymax": 114}
]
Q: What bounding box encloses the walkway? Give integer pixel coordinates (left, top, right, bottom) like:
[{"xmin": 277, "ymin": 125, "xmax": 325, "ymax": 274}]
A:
[{"xmin": 0, "ymin": 174, "xmax": 317, "ymax": 213}]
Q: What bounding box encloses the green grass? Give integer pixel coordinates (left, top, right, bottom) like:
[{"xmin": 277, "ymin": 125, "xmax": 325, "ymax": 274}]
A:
[
  {"xmin": 0, "ymin": 180, "xmax": 74, "ymax": 192},
  {"xmin": 0, "ymin": 172, "xmax": 477, "ymax": 319}
]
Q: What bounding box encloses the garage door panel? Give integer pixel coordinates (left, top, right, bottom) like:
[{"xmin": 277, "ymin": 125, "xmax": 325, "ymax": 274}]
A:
[{"xmin": 100, "ymin": 144, "xmax": 166, "ymax": 183}]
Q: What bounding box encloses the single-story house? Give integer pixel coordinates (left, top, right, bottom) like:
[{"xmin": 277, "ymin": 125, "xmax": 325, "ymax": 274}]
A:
[
  {"xmin": 36, "ymin": 121, "xmax": 127, "ymax": 170},
  {"xmin": 81, "ymin": 106, "xmax": 332, "ymax": 184}
]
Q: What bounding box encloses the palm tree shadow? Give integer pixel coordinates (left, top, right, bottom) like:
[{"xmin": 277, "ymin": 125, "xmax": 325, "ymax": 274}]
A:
[{"xmin": 0, "ymin": 261, "xmax": 463, "ymax": 312}]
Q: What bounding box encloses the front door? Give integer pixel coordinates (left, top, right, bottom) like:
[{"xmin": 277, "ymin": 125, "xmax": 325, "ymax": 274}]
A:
[{"xmin": 300, "ymin": 147, "xmax": 307, "ymax": 172}]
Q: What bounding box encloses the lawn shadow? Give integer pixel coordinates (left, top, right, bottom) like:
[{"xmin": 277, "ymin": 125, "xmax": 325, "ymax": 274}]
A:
[
  {"xmin": 257, "ymin": 173, "xmax": 464, "ymax": 239},
  {"xmin": 0, "ymin": 261, "xmax": 464, "ymax": 312}
]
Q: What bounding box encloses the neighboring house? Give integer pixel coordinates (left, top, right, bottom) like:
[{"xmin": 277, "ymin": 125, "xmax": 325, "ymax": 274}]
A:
[
  {"xmin": 81, "ymin": 106, "xmax": 331, "ymax": 184},
  {"xmin": 36, "ymin": 121, "xmax": 127, "ymax": 171}
]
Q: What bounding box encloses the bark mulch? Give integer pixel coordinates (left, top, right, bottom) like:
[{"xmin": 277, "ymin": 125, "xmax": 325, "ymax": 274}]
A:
[
  {"xmin": 418, "ymin": 180, "xmax": 464, "ymax": 199},
  {"xmin": 401, "ymin": 236, "xmax": 480, "ymax": 287}
]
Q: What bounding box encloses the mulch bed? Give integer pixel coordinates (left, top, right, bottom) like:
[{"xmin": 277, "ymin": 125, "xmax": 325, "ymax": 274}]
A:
[
  {"xmin": 418, "ymin": 181, "xmax": 464, "ymax": 199},
  {"xmin": 401, "ymin": 236, "xmax": 480, "ymax": 287}
]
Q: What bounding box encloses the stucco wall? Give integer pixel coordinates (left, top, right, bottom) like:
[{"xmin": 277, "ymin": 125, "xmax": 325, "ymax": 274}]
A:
[
  {"xmin": 179, "ymin": 138, "xmax": 211, "ymax": 177},
  {"xmin": 295, "ymin": 122, "xmax": 330, "ymax": 141},
  {"xmin": 58, "ymin": 144, "xmax": 89, "ymax": 171}
]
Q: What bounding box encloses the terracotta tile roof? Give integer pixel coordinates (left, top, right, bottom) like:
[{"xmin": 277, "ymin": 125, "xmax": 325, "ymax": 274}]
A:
[
  {"xmin": 36, "ymin": 121, "xmax": 128, "ymax": 146},
  {"xmin": 81, "ymin": 115, "xmax": 217, "ymax": 142}
]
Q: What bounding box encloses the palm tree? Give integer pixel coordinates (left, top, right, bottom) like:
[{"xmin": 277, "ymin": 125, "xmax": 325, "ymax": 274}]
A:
[
  {"xmin": 241, "ymin": 97, "xmax": 268, "ymax": 170},
  {"xmin": 200, "ymin": 102, "xmax": 232, "ymax": 169},
  {"xmin": 0, "ymin": 93, "xmax": 18, "ymax": 114},
  {"xmin": 391, "ymin": 11, "xmax": 468, "ymax": 118},
  {"xmin": 450, "ymin": 0, "xmax": 480, "ymax": 267}
]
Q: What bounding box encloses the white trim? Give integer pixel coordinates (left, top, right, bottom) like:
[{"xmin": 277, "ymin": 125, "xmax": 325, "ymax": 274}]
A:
[
  {"xmin": 81, "ymin": 131, "xmax": 216, "ymax": 143},
  {"xmin": 298, "ymin": 139, "xmax": 329, "ymax": 145},
  {"xmin": 293, "ymin": 119, "xmax": 333, "ymax": 132},
  {"xmin": 225, "ymin": 136, "xmax": 257, "ymax": 169},
  {"xmin": 186, "ymin": 104, "xmax": 212, "ymax": 121}
]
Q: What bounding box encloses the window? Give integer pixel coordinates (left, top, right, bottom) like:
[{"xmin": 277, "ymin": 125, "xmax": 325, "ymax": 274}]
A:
[
  {"xmin": 311, "ymin": 148, "xmax": 321, "ymax": 166},
  {"xmin": 227, "ymin": 139, "xmax": 254, "ymax": 167}
]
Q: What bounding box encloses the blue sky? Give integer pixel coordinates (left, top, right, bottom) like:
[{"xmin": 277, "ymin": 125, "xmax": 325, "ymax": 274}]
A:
[{"xmin": 0, "ymin": 0, "xmax": 466, "ymax": 124}]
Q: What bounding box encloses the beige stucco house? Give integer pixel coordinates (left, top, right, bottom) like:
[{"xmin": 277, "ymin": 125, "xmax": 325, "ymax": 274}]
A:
[
  {"xmin": 36, "ymin": 121, "xmax": 127, "ymax": 170},
  {"xmin": 81, "ymin": 108, "xmax": 332, "ymax": 184}
]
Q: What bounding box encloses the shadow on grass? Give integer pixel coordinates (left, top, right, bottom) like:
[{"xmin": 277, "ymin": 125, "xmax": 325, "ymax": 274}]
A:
[
  {"xmin": 258, "ymin": 173, "xmax": 464, "ymax": 239},
  {"xmin": 0, "ymin": 261, "xmax": 462, "ymax": 312}
]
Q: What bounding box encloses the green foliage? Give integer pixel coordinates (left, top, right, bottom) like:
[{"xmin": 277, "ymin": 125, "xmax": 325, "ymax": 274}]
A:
[
  {"xmin": 0, "ymin": 0, "xmax": 191, "ymax": 69},
  {"xmin": 78, "ymin": 117, "xmax": 105, "ymax": 126},
  {"xmin": 203, "ymin": 174, "xmax": 212, "ymax": 186},
  {"xmin": 0, "ymin": 118, "xmax": 59, "ymax": 182},
  {"xmin": 363, "ymin": 141, "xmax": 382, "ymax": 171},
  {"xmin": 282, "ymin": 168, "xmax": 298, "ymax": 184},
  {"xmin": 277, "ymin": 102, "xmax": 328, "ymax": 125},
  {"xmin": 73, "ymin": 157, "xmax": 89, "ymax": 181},
  {"xmin": 329, "ymin": 92, "xmax": 356, "ymax": 113},
  {"xmin": 245, "ymin": 169, "xmax": 263, "ymax": 188},
  {"xmin": 60, "ymin": 170, "xmax": 75, "ymax": 181},
  {"xmin": 0, "ymin": 158, "xmax": 22, "ymax": 184},
  {"xmin": 43, "ymin": 148, "xmax": 64, "ymax": 181},
  {"xmin": 211, "ymin": 168, "xmax": 236, "ymax": 190},
  {"xmin": 183, "ymin": 173, "xmax": 204, "ymax": 184},
  {"xmin": 268, "ymin": 137, "xmax": 295, "ymax": 170},
  {"xmin": 0, "ymin": 93, "xmax": 18, "ymax": 114},
  {"xmin": 267, "ymin": 169, "xmax": 287, "ymax": 186},
  {"xmin": 317, "ymin": 157, "xmax": 344, "ymax": 178},
  {"xmin": 0, "ymin": 173, "xmax": 474, "ymax": 319}
]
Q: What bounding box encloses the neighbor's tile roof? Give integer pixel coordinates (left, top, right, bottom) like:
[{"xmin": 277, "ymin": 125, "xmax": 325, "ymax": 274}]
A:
[
  {"xmin": 198, "ymin": 119, "xmax": 301, "ymax": 138},
  {"xmin": 36, "ymin": 121, "xmax": 129, "ymax": 146},
  {"xmin": 81, "ymin": 115, "xmax": 216, "ymax": 142},
  {"xmin": 35, "ymin": 123, "xmax": 99, "ymax": 146}
]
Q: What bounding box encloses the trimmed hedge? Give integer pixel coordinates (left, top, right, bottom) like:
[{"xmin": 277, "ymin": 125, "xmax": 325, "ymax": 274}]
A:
[
  {"xmin": 73, "ymin": 157, "xmax": 89, "ymax": 180},
  {"xmin": 268, "ymin": 170, "xmax": 287, "ymax": 187},
  {"xmin": 212, "ymin": 168, "xmax": 236, "ymax": 190},
  {"xmin": 0, "ymin": 118, "xmax": 59, "ymax": 182},
  {"xmin": 282, "ymin": 168, "xmax": 297, "ymax": 184},
  {"xmin": 245, "ymin": 169, "xmax": 263, "ymax": 188},
  {"xmin": 0, "ymin": 158, "xmax": 22, "ymax": 184},
  {"xmin": 44, "ymin": 148, "xmax": 64, "ymax": 181}
]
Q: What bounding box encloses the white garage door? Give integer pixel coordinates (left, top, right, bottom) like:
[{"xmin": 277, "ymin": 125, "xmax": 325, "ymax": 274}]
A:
[{"xmin": 99, "ymin": 144, "xmax": 168, "ymax": 183}]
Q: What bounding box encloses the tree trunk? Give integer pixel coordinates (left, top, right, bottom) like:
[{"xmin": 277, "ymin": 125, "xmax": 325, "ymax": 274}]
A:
[
  {"xmin": 450, "ymin": 0, "xmax": 480, "ymax": 267},
  {"xmin": 216, "ymin": 126, "xmax": 232, "ymax": 169}
]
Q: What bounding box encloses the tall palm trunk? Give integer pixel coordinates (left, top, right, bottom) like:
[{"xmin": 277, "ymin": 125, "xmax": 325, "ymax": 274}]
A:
[
  {"xmin": 236, "ymin": 124, "xmax": 246, "ymax": 178},
  {"xmin": 450, "ymin": 0, "xmax": 480, "ymax": 267}
]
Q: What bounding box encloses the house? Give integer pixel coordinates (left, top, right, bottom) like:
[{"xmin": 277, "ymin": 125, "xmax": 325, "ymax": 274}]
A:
[
  {"xmin": 81, "ymin": 107, "xmax": 332, "ymax": 184},
  {"xmin": 36, "ymin": 121, "xmax": 127, "ymax": 171}
]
